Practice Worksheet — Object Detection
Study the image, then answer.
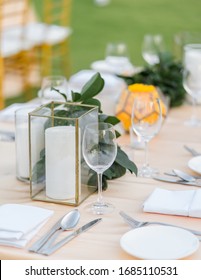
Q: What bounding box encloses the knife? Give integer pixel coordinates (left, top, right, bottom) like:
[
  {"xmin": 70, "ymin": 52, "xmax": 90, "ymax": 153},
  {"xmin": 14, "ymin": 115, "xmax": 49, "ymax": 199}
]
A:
[
  {"xmin": 39, "ymin": 218, "xmax": 102, "ymax": 256},
  {"xmin": 152, "ymin": 175, "xmax": 201, "ymax": 187}
]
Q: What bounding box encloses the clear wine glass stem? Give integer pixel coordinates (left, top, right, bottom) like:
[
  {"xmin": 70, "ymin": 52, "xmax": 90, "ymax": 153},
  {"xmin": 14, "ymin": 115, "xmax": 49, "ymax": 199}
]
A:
[
  {"xmin": 143, "ymin": 140, "xmax": 149, "ymax": 168},
  {"xmin": 97, "ymin": 172, "xmax": 104, "ymax": 204},
  {"xmin": 191, "ymin": 97, "xmax": 197, "ymax": 121}
]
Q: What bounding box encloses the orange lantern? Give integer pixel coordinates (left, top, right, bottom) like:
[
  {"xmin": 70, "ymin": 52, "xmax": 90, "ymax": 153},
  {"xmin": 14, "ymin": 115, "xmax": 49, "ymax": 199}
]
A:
[{"xmin": 115, "ymin": 83, "xmax": 167, "ymax": 132}]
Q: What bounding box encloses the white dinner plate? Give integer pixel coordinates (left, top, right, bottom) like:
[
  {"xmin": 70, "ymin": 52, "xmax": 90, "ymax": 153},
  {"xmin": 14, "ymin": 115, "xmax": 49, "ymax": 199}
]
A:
[
  {"xmin": 188, "ymin": 156, "xmax": 201, "ymax": 175},
  {"xmin": 120, "ymin": 225, "xmax": 199, "ymax": 260}
]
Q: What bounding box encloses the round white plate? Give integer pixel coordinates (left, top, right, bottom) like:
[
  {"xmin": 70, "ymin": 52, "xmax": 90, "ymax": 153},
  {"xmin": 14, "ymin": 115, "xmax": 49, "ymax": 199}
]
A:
[
  {"xmin": 188, "ymin": 156, "xmax": 201, "ymax": 175},
  {"xmin": 120, "ymin": 225, "xmax": 199, "ymax": 260}
]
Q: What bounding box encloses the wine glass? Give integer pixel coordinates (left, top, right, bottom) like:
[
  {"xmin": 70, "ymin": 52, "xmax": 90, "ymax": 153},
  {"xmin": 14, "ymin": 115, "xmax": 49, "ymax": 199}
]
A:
[
  {"xmin": 39, "ymin": 75, "xmax": 70, "ymax": 103},
  {"xmin": 82, "ymin": 122, "xmax": 117, "ymax": 215},
  {"xmin": 183, "ymin": 44, "xmax": 201, "ymax": 126},
  {"xmin": 131, "ymin": 95, "xmax": 162, "ymax": 177},
  {"xmin": 105, "ymin": 42, "xmax": 132, "ymax": 74},
  {"xmin": 142, "ymin": 34, "xmax": 165, "ymax": 65}
]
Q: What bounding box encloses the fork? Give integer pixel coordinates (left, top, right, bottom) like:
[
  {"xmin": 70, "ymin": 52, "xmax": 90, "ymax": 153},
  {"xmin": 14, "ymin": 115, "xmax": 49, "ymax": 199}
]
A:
[
  {"xmin": 184, "ymin": 145, "xmax": 201, "ymax": 157},
  {"xmin": 119, "ymin": 211, "xmax": 201, "ymax": 236},
  {"xmin": 164, "ymin": 170, "xmax": 201, "ymax": 180}
]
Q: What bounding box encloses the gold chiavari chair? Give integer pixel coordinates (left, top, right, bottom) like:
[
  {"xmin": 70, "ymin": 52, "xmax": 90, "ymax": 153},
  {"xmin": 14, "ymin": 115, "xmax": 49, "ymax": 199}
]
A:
[
  {"xmin": 28, "ymin": 0, "xmax": 72, "ymax": 82},
  {"xmin": 0, "ymin": 0, "xmax": 32, "ymax": 109}
]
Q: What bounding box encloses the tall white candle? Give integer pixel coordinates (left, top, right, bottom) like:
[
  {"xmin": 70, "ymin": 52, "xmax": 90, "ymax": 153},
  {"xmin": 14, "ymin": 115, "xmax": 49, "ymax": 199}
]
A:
[
  {"xmin": 45, "ymin": 126, "xmax": 79, "ymax": 199},
  {"xmin": 15, "ymin": 107, "xmax": 45, "ymax": 181}
]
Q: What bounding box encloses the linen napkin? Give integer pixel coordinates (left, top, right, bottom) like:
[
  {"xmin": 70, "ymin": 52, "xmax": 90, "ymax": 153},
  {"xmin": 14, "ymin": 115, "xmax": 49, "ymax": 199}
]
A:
[
  {"xmin": 0, "ymin": 103, "xmax": 25, "ymax": 122},
  {"xmin": 143, "ymin": 188, "xmax": 201, "ymax": 218},
  {"xmin": 90, "ymin": 59, "xmax": 136, "ymax": 76},
  {"xmin": 0, "ymin": 204, "xmax": 53, "ymax": 248},
  {"xmin": 0, "ymin": 103, "xmax": 41, "ymax": 122}
]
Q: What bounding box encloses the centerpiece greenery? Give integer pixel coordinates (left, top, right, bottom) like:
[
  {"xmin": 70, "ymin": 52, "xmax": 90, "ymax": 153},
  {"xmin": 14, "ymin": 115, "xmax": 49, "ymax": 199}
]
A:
[
  {"xmin": 121, "ymin": 52, "xmax": 186, "ymax": 108},
  {"xmin": 62, "ymin": 72, "xmax": 137, "ymax": 189},
  {"xmin": 33, "ymin": 72, "xmax": 137, "ymax": 190}
]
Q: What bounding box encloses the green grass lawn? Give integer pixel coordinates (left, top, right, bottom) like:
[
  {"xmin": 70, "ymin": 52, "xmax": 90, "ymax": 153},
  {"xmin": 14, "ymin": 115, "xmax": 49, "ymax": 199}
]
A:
[
  {"xmin": 70, "ymin": 0, "xmax": 201, "ymax": 73},
  {"xmin": 5, "ymin": 0, "xmax": 201, "ymax": 106}
]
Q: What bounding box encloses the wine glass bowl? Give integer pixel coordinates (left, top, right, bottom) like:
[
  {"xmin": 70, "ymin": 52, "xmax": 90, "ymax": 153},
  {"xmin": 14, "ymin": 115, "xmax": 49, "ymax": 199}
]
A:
[
  {"xmin": 142, "ymin": 34, "xmax": 165, "ymax": 65},
  {"xmin": 131, "ymin": 95, "xmax": 162, "ymax": 177},
  {"xmin": 183, "ymin": 44, "xmax": 201, "ymax": 126},
  {"xmin": 82, "ymin": 122, "xmax": 117, "ymax": 215},
  {"xmin": 40, "ymin": 75, "xmax": 69, "ymax": 103},
  {"xmin": 105, "ymin": 42, "xmax": 131, "ymax": 73}
]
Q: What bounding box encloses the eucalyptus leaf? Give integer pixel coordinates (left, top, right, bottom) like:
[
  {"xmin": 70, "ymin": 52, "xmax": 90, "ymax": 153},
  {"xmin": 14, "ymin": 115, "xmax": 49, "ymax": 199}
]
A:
[
  {"xmin": 115, "ymin": 146, "xmax": 138, "ymax": 174},
  {"xmin": 81, "ymin": 98, "xmax": 102, "ymax": 112},
  {"xmin": 32, "ymin": 156, "xmax": 45, "ymax": 183},
  {"xmin": 87, "ymin": 172, "xmax": 108, "ymax": 190},
  {"xmin": 80, "ymin": 72, "xmax": 104, "ymax": 101},
  {"xmin": 115, "ymin": 130, "xmax": 121, "ymax": 138},
  {"xmin": 72, "ymin": 92, "xmax": 82, "ymax": 102},
  {"xmin": 104, "ymin": 161, "xmax": 127, "ymax": 179},
  {"xmin": 99, "ymin": 114, "xmax": 120, "ymax": 125}
]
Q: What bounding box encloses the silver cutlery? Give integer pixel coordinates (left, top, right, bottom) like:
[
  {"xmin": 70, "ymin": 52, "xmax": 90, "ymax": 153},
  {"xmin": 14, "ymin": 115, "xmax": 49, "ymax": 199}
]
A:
[
  {"xmin": 119, "ymin": 211, "xmax": 201, "ymax": 236},
  {"xmin": 172, "ymin": 169, "xmax": 196, "ymax": 182},
  {"xmin": 36, "ymin": 209, "xmax": 80, "ymax": 254},
  {"xmin": 39, "ymin": 218, "xmax": 102, "ymax": 256},
  {"xmin": 184, "ymin": 145, "xmax": 201, "ymax": 157},
  {"xmin": 164, "ymin": 171, "xmax": 201, "ymax": 179},
  {"xmin": 152, "ymin": 175, "xmax": 201, "ymax": 187},
  {"xmin": 0, "ymin": 131, "xmax": 15, "ymax": 142},
  {"xmin": 29, "ymin": 210, "xmax": 79, "ymax": 253}
]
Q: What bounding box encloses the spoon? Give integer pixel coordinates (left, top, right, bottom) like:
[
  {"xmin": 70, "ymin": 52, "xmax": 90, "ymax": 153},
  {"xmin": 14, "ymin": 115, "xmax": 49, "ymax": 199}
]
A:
[
  {"xmin": 172, "ymin": 169, "xmax": 196, "ymax": 182},
  {"xmin": 37, "ymin": 209, "xmax": 80, "ymax": 253}
]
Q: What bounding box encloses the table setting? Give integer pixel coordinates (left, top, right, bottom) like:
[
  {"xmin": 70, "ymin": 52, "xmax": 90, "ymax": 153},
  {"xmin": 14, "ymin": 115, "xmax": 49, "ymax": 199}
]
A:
[{"xmin": 1, "ymin": 44, "xmax": 201, "ymax": 260}]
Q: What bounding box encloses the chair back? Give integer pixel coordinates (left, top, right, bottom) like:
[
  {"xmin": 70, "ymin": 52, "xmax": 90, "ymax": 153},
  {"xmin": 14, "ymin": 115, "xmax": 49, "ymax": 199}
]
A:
[{"xmin": 0, "ymin": 0, "xmax": 30, "ymax": 109}]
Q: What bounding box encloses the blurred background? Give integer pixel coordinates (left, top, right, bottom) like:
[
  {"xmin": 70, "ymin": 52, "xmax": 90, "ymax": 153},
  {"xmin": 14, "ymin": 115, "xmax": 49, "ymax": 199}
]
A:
[{"xmin": 1, "ymin": 0, "xmax": 201, "ymax": 107}]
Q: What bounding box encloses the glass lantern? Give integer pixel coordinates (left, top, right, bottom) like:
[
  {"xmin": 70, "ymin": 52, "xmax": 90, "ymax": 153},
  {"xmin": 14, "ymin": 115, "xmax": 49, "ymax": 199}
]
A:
[{"xmin": 29, "ymin": 101, "xmax": 98, "ymax": 206}]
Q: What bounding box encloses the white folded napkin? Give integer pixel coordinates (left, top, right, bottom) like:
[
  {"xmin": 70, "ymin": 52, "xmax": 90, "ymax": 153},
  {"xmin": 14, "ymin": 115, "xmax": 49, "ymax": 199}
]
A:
[
  {"xmin": 0, "ymin": 103, "xmax": 25, "ymax": 122},
  {"xmin": 143, "ymin": 188, "xmax": 201, "ymax": 218},
  {"xmin": 69, "ymin": 70, "xmax": 126, "ymax": 100},
  {"xmin": 90, "ymin": 59, "xmax": 136, "ymax": 76},
  {"xmin": 0, "ymin": 103, "xmax": 41, "ymax": 122},
  {"xmin": 0, "ymin": 204, "xmax": 53, "ymax": 248}
]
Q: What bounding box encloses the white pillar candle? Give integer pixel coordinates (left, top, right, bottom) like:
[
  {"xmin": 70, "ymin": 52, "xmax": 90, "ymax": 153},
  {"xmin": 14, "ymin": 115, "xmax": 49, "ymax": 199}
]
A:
[
  {"xmin": 45, "ymin": 126, "xmax": 79, "ymax": 200},
  {"xmin": 185, "ymin": 48, "xmax": 201, "ymax": 85},
  {"xmin": 15, "ymin": 107, "xmax": 45, "ymax": 181}
]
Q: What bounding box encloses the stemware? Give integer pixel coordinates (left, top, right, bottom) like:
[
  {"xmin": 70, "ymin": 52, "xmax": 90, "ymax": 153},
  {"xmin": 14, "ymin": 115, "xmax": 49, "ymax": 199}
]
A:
[
  {"xmin": 131, "ymin": 95, "xmax": 162, "ymax": 177},
  {"xmin": 105, "ymin": 42, "xmax": 131, "ymax": 74},
  {"xmin": 183, "ymin": 44, "xmax": 201, "ymax": 126},
  {"xmin": 82, "ymin": 122, "xmax": 117, "ymax": 215},
  {"xmin": 142, "ymin": 34, "xmax": 165, "ymax": 65},
  {"xmin": 39, "ymin": 75, "xmax": 69, "ymax": 103}
]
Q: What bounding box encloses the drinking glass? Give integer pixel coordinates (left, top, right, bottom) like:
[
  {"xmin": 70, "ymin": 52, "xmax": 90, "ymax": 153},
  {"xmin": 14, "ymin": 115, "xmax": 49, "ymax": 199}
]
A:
[
  {"xmin": 105, "ymin": 42, "xmax": 131, "ymax": 73},
  {"xmin": 131, "ymin": 95, "xmax": 162, "ymax": 177},
  {"xmin": 142, "ymin": 34, "xmax": 165, "ymax": 65},
  {"xmin": 174, "ymin": 31, "xmax": 201, "ymax": 61},
  {"xmin": 39, "ymin": 75, "xmax": 70, "ymax": 103},
  {"xmin": 82, "ymin": 122, "xmax": 117, "ymax": 215},
  {"xmin": 183, "ymin": 44, "xmax": 201, "ymax": 126}
]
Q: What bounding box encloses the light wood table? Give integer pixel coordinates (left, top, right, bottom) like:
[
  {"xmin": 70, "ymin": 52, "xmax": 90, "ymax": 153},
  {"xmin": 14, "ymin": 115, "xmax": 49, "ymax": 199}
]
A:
[{"xmin": 0, "ymin": 104, "xmax": 201, "ymax": 260}]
